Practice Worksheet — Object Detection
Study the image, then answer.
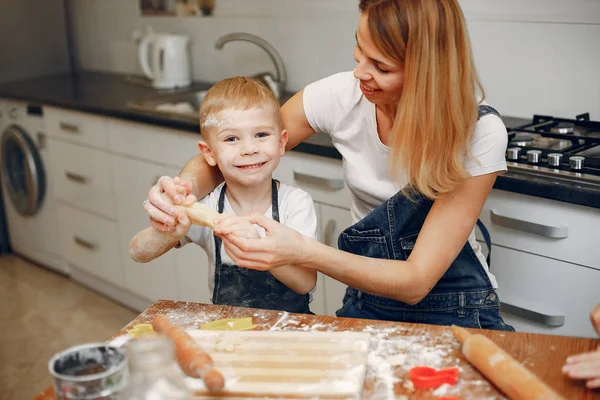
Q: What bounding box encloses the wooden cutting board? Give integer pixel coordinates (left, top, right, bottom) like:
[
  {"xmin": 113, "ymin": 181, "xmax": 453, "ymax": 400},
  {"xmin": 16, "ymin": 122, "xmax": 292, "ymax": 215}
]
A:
[{"xmin": 184, "ymin": 329, "xmax": 371, "ymax": 398}]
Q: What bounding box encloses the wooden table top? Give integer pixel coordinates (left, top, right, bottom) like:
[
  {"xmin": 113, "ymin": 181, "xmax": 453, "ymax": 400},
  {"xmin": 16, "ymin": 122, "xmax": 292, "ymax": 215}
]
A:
[{"xmin": 35, "ymin": 300, "xmax": 600, "ymax": 399}]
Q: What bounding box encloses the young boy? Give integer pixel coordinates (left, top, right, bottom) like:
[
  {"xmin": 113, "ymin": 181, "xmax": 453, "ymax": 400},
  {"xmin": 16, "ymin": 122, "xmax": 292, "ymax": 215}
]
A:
[{"xmin": 129, "ymin": 77, "xmax": 317, "ymax": 314}]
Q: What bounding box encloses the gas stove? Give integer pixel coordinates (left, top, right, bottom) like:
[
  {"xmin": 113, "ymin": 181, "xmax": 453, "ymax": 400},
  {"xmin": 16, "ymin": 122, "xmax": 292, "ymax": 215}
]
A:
[{"xmin": 506, "ymin": 113, "xmax": 600, "ymax": 186}]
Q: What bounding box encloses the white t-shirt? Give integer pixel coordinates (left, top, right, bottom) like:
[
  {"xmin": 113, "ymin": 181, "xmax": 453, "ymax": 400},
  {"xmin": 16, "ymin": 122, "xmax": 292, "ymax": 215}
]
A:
[
  {"xmin": 180, "ymin": 182, "xmax": 318, "ymax": 295},
  {"xmin": 303, "ymin": 71, "xmax": 508, "ymax": 288}
]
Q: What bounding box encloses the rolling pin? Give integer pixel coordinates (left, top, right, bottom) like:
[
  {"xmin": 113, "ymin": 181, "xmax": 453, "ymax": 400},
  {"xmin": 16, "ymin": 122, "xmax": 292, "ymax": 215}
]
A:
[
  {"xmin": 179, "ymin": 202, "xmax": 219, "ymax": 229},
  {"xmin": 451, "ymin": 325, "xmax": 564, "ymax": 400},
  {"xmin": 152, "ymin": 315, "xmax": 225, "ymax": 391}
]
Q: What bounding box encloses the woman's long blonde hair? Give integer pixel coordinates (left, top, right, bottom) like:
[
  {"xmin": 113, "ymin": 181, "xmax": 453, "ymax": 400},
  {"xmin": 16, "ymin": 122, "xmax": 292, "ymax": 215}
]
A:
[{"xmin": 359, "ymin": 0, "xmax": 485, "ymax": 199}]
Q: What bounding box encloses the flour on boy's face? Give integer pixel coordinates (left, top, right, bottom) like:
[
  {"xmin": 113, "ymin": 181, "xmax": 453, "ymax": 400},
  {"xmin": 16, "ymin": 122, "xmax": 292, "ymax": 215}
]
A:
[{"xmin": 206, "ymin": 107, "xmax": 285, "ymax": 186}]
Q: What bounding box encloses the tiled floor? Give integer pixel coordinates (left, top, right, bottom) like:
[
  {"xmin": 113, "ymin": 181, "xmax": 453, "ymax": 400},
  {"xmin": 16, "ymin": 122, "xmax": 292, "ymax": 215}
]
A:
[{"xmin": 0, "ymin": 254, "xmax": 138, "ymax": 400}]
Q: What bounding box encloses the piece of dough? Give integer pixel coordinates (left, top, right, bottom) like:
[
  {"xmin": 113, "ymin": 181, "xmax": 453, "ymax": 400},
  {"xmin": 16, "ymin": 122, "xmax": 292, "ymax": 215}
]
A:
[{"xmin": 180, "ymin": 202, "xmax": 219, "ymax": 229}]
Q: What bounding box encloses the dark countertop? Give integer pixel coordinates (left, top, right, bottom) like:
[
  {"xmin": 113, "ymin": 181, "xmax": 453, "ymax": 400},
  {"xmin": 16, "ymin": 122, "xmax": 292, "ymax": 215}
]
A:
[{"xmin": 1, "ymin": 71, "xmax": 598, "ymax": 209}]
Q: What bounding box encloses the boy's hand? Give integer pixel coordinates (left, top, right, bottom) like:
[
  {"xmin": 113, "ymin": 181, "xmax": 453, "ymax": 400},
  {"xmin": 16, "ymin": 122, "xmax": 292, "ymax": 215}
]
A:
[
  {"xmin": 214, "ymin": 215, "xmax": 261, "ymax": 239},
  {"xmin": 145, "ymin": 176, "xmax": 191, "ymax": 232},
  {"xmin": 162, "ymin": 193, "xmax": 197, "ymax": 240}
]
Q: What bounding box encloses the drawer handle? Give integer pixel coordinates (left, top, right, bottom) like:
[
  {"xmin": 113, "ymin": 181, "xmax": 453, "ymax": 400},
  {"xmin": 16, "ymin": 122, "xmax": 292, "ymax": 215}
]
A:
[
  {"xmin": 324, "ymin": 219, "xmax": 337, "ymax": 247},
  {"xmin": 501, "ymin": 298, "xmax": 565, "ymax": 327},
  {"xmin": 490, "ymin": 209, "xmax": 568, "ymax": 239},
  {"xmin": 65, "ymin": 171, "xmax": 88, "ymax": 184},
  {"xmin": 74, "ymin": 236, "xmax": 97, "ymax": 251},
  {"xmin": 293, "ymin": 171, "xmax": 344, "ymax": 190},
  {"xmin": 59, "ymin": 121, "xmax": 80, "ymax": 134}
]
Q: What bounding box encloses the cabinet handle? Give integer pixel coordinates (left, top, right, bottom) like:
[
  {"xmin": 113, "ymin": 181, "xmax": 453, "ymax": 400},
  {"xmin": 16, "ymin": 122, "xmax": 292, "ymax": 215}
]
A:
[
  {"xmin": 324, "ymin": 219, "xmax": 337, "ymax": 247},
  {"xmin": 59, "ymin": 121, "xmax": 80, "ymax": 134},
  {"xmin": 74, "ymin": 236, "xmax": 97, "ymax": 251},
  {"xmin": 65, "ymin": 171, "xmax": 88, "ymax": 184},
  {"xmin": 501, "ymin": 298, "xmax": 565, "ymax": 327},
  {"xmin": 293, "ymin": 171, "xmax": 344, "ymax": 190},
  {"xmin": 490, "ymin": 209, "xmax": 568, "ymax": 239}
]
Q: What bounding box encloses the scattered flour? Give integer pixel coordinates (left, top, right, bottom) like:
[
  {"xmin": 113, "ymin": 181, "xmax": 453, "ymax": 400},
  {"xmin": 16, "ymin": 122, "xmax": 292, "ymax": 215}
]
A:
[{"xmin": 489, "ymin": 352, "xmax": 505, "ymax": 367}]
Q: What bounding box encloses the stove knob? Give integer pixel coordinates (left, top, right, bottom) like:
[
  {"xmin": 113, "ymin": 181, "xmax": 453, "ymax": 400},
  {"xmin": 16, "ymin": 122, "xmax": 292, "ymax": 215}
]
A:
[
  {"xmin": 506, "ymin": 147, "xmax": 521, "ymax": 161},
  {"xmin": 569, "ymin": 156, "xmax": 585, "ymax": 170},
  {"xmin": 527, "ymin": 150, "xmax": 542, "ymax": 164},
  {"xmin": 547, "ymin": 153, "xmax": 563, "ymax": 167}
]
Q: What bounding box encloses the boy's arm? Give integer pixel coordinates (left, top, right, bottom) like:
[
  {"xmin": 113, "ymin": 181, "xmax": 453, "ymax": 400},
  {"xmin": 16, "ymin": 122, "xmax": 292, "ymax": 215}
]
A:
[
  {"xmin": 131, "ymin": 193, "xmax": 197, "ymax": 263},
  {"xmin": 129, "ymin": 227, "xmax": 181, "ymax": 263},
  {"xmin": 267, "ymin": 189, "xmax": 318, "ymax": 294}
]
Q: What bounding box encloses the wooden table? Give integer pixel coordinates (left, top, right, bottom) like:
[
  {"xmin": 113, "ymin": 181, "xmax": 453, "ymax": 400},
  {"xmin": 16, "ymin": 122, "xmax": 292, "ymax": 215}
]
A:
[{"xmin": 35, "ymin": 300, "xmax": 600, "ymax": 399}]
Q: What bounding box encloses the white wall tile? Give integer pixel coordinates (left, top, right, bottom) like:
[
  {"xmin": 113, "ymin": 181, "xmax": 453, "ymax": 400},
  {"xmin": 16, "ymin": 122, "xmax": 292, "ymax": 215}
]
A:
[{"xmin": 70, "ymin": 0, "xmax": 600, "ymax": 118}]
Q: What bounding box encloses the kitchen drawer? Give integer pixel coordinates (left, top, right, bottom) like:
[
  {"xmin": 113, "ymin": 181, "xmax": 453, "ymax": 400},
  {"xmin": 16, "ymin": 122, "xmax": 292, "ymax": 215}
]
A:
[
  {"xmin": 478, "ymin": 189, "xmax": 600, "ymax": 270},
  {"xmin": 107, "ymin": 118, "xmax": 201, "ymax": 169},
  {"xmin": 56, "ymin": 203, "xmax": 124, "ymax": 287},
  {"xmin": 48, "ymin": 138, "xmax": 116, "ymax": 220},
  {"xmin": 492, "ymin": 246, "xmax": 599, "ymax": 338},
  {"xmin": 274, "ymin": 151, "xmax": 351, "ymax": 209},
  {"xmin": 44, "ymin": 107, "xmax": 109, "ymax": 149}
]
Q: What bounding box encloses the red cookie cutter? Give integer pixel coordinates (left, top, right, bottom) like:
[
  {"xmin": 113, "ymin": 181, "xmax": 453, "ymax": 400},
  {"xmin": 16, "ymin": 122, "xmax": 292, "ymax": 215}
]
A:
[{"xmin": 409, "ymin": 366, "xmax": 460, "ymax": 389}]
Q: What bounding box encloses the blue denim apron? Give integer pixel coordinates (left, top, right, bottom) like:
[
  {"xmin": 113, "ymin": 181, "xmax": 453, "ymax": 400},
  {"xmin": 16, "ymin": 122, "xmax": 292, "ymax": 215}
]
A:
[
  {"xmin": 335, "ymin": 105, "xmax": 514, "ymax": 331},
  {"xmin": 212, "ymin": 179, "xmax": 312, "ymax": 314}
]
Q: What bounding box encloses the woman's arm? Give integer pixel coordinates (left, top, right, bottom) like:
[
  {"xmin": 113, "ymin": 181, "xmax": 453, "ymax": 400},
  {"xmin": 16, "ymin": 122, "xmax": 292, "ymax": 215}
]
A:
[{"xmin": 217, "ymin": 173, "xmax": 498, "ymax": 305}]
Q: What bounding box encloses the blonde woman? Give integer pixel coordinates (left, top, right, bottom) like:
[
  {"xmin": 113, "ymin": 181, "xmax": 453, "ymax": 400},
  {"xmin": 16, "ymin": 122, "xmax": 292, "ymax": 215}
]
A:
[{"xmin": 145, "ymin": 0, "xmax": 513, "ymax": 330}]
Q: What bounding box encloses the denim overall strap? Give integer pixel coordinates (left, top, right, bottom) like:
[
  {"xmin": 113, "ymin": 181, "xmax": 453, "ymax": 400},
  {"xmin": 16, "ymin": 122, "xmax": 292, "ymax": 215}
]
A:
[
  {"xmin": 212, "ymin": 180, "xmax": 311, "ymax": 313},
  {"xmin": 475, "ymin": 104, "xmax": 501, "ymax": 267},
  {"xmin": 336, "ymin": 183, "xmax": 513, "ymax": 331}
]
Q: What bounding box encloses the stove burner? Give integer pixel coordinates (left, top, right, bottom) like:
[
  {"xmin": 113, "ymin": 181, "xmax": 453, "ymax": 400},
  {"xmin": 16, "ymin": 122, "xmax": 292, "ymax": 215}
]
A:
[
  {"xmin": 550, "ymin": 122, "xmax": 575, "ymax": 134},
  {"xmin": 510, "ymin": 132, "xmax": 534, "ymax": 147}
]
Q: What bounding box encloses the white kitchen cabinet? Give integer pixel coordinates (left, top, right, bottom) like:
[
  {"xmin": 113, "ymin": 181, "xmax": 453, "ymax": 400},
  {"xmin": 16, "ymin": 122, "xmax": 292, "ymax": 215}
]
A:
[
  {"xmin": 479, "ymin": 189, "xmax": 600, "ymax": 270},
  {"xmin": 111, "ymin": 155, "xmax": 183, "ymax": 303},
  {"xmin": 491, "ymin": 246, "xmax": 599, "ymax": 338},
  {"xmin": 56, "ymin": 203, "xmax": 123, "ymax": 287},
  {"xmin": 45, "ymin": 107, "xmax": 109, "ymax": 150},
  {"xmin": 476, "ymin": 188, "xmax": 600, "ymax": 337},
  {"xmin": 317, "ymin": 203, "xmax": 353, "ymax": 316},
  {"xmin": 47, "ymin": 138, "xmax": 117, "ymax": 220},
  {"xmin": 274, "ymin": 151, "xmax": 351, "ymax": 209}
]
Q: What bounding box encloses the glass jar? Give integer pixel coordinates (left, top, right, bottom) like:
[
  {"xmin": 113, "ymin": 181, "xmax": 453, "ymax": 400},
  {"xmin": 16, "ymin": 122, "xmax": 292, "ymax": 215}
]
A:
[{"xmin": 124, "ymin": 337, "xmax": 191, "ymax": 400}]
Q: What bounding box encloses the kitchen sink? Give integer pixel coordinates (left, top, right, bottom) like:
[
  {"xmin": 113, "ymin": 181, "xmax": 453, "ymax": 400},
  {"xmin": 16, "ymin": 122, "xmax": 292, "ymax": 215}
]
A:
[{"xmin": 126, "ymin": 89, "xmax": 209, "ymax": 121}]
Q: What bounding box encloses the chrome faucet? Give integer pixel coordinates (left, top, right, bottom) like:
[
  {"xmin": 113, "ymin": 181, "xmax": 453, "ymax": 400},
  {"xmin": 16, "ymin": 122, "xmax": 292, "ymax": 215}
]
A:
[{"xmin": 215, "ymin": 33, "xmax": 287, "ymax": 100}]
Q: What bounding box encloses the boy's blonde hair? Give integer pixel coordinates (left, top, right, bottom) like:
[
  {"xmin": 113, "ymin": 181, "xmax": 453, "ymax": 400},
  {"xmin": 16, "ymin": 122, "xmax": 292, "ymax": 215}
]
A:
[{"xmin": 199, "ymin": 77, "xmax": 282, "ymax": 136}]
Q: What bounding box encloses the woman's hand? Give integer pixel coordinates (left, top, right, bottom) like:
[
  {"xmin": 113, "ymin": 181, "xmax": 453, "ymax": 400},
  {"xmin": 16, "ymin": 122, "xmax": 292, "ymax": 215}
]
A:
[
  {"xmin": 145, "ymin": 176, "xmax": 191, "ymax": 232},
  {"xmin": 214, "ymin": 214, "xmax": 261, "ymax": 240},
  {"xmin": 215, "ymin": 213, "xmax": 309, "ymax": 271}
]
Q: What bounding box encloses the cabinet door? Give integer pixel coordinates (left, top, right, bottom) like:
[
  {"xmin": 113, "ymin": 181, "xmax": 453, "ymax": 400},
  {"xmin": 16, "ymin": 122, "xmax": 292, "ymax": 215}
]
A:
[
  {"xmin": 174, "ymin": 244, "xmax": 211, "ymax": 304},
  {"xmin": 111, "ymin": 155, "xmax": 181, "ymax": 302},
  {"xmin": 492, "ymin": 246, "xmax": 599, "ymax": 338},
  {"xmin": 318, "ymin": 204, "xmax": 353, "ymax": 316}
]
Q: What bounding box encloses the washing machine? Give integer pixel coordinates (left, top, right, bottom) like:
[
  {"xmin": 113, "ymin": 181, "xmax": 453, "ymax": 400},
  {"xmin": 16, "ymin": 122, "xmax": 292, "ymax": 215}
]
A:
[{"xmin": 0, "ymin": 100, "xmax": 67, "ymax": 274}]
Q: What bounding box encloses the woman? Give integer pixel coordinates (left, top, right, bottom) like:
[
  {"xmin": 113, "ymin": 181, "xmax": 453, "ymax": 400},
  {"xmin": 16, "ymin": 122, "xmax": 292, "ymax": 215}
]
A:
[{"xmin": 146, "ymin": 0, "xmax": 513, "ymax": 330}]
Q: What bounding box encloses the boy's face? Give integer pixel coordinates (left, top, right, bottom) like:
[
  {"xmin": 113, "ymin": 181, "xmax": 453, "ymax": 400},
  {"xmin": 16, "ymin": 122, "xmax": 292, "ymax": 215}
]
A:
[{"xmin": 199, "ymin": 107, "xmax": 288, "ymax": 186}]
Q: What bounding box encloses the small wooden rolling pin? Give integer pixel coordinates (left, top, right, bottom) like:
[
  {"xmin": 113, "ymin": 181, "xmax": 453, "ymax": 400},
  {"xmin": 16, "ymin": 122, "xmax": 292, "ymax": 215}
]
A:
[
  {"xmin": 451, "ymin": 326, "xmax": 564, "ymax": 400},
  {"xmin": 152, "ymin": 315, "xmax": 225, "ymax": 391}
]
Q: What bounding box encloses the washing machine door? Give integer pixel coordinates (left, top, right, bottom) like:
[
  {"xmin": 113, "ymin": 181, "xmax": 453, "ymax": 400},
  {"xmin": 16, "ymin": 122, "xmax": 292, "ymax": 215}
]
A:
[{"xmin": 0, "ymin": 125, "xmax": 45, "ymax": 216}]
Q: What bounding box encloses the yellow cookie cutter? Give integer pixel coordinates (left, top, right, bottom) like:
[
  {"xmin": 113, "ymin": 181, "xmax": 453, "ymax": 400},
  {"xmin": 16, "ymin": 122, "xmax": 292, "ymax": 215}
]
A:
[
  {"xmin": 127, "ymin": 324, "xmax": 156, "ymax": 338},
  {"xmin": 200, "ymin": 317, "xmax": 256, "ymax": 331}
]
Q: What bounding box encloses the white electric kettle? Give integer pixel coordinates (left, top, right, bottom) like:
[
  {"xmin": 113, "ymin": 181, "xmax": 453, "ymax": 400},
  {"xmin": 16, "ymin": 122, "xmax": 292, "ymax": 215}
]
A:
[{"xmin": 138, "ymin": 33, "xmax": 191, "ymax": 90}]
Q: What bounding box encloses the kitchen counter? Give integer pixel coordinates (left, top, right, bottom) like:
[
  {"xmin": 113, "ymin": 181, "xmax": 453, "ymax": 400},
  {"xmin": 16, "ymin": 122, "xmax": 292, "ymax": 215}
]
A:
[
  {"xmin": 1, "ymin": 71, "xmax": 599, "ymax": 208},
  {"xmin": 33, "ymin": 300, "xmax": 599, "ymax": 399}
]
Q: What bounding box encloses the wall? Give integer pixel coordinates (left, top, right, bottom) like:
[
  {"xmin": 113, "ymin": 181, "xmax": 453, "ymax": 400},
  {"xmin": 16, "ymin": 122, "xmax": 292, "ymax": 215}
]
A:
[
  {"xmin": 69, "ymin": 0, "xmax": 600, "ymax": 119},
  {"xmin": 0, "ymin": 0, "xmax": 70, "ymax": 84}
]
